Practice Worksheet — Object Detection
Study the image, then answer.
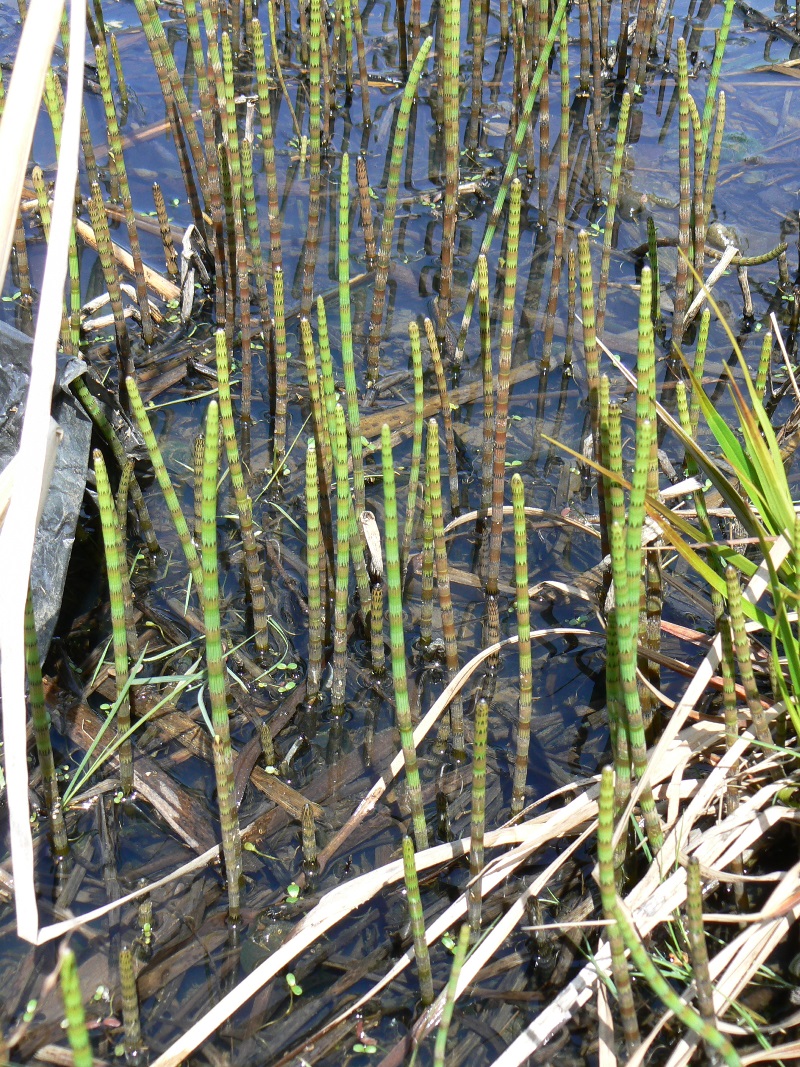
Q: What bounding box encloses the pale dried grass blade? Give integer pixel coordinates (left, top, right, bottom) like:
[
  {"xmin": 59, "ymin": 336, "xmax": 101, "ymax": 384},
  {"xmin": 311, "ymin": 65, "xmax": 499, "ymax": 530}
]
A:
[
  {"xmin": 0, "ymin": 0, "xmax": 85, "ymax": 946},
  {"xmin": 597, "ymin": 980, "xmax": 617, "ymax": 1067}
]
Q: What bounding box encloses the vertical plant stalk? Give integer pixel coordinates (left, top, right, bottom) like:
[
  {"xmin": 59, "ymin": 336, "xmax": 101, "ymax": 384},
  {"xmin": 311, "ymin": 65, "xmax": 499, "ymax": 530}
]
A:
[
  {"xmin": 301, "ymin": 318, "xmax": 333, "ymax": 484},
  {"xmin": 402, "ymin": 836, "xmax": 434, "ymax": 1005},
  {"xmin": 420, "ymin": 492, "xmax": 434, "ymax": 647},
  {"xmin": 366, "ymin": 36, "xmax": 433, "ymax": 383},
  {"xmin": 425, "ymin": 318, "xmax": 459, "ymax": 514},
  {"xmin": 401, "ymin": 321, "xmax": 425, "ymax": 573},
  {"xmin": 351, "ymin": 0, "xmax": 371, "ymax": 122},
  {"xmin": 597, "ymin": 92, "xmax": 630, "ymax": 337},
  {"xmin": 647, "ymin": 217, "xmax": 661, "ymax": 327},
  {"xmin": 201, "ymin": 400, "xmax": 243, "ymax": 924},
  {"xmin": 510, "ymin": 475, "xmax": 532, "ymax": 816},
  {"xmin": 88, "ymin": 182, "xmax": 133, "ymax": 386},
  {"xmin": 273, "ymin": 266, "xmax": 288, "ymax": 473},
  {"xmin": 338, "ymin": 155, "xmax": 366, "ymax": 517},
  {"xmin": 578, "ymin": 229, "xmax": 608, "ymax": 558},
  {"xmin": 119, "ymin": 946, "xmax": 142, "ymax": 1059},
  {"xmin": 305, "ymin": 441, "xmax": 324, "ymax": 703},
  {"xmin": 699, "ymin": 0, "xmax": 735, "ymax": 170},
  {"xmin": 331, "ymin": 405, "xmax": 351, "ymax": 714},
  {"xmin": 94, "ymin": 450, "xmax": 134, "ymax": 796},
  {"xmin": 152, "ymin": 182, "xmax": 178, "ymax": 279},
  {"xmin": 685, "ymin": 855, "xmax": 718, "ymax": 1050},
  {"xmin": 536, "ymin": 0, "xmax": 550, "ymax": 229},
  {"xmin": 486, "ymin": 180, "xmax": 521, "ymax": 597},
  {"xmin": 356, "ymin": 155, "xmax": 377, "ymax": 266},
  {"xmin": 466, "ymin": 0, "xmax": 488, "ymax": 148},
  {"xmin": 59, "ymin": 949, "xmax": 93, "ymax": 1067},
  {"xmin": 25, "ymin": 587, "xmax": 60, "ymax": 815},
  {"xmin": 302, "ymin": 803, "xmax": 319, "ymax": 873},
  {"xmin": 383, "ymin": 426, "xmax": 429, "ymax": 850},
  {"xmin": 726, "ymin": 565, "xmax": 773, "ymax": 748},
  {"xmin": 215, "ymin": 331, "xmax": 269, "ymax": 652},
  {"xmin": 241, "ymin": 136, "xmax": 271, "ymax": 332},
  {"xmin": 252, "ymin": 19, "xmax": 283, "ymax": 273},
  {"xmin": 427, "ymin": 420, "xmax": 465, "ymax": 761},
  {"xmin": 597, "ymin": 767, "xmax": 641, "ymax": 1054},
  {"xmin": 468, "ymin": 696, "xmax": 489, "ymax": 936},
  {"xmin": 126, "ymin": 376, "xmax": 204, "ymax": 595},
  {"xmin": 478, "ymin": 255, "xmax": 494, "ymax": 520},
  {"xmin": 370, "ymin": 573, "xmax": 385, "ymax": 676},
  {"xmin": 309, "ymin": 0, "xmax": 322, "ymax": 175},
  {"xmin": 673, "ymin": 39, "xmax": 692, "ymax": 353},
  {"xmin": 437, "ymin": 0, "xmax": 459, "ymax": 349},
  {"xmin": 193, "ymin": 434, "xmax": 204, "ymax": 543},
  {"xmin": 433, "ymin": 924, "xmax": 470, "ymax": 1067},
  {"xmin": 703, "ymin": 92, "xmax": 726, "ymax": 225}
]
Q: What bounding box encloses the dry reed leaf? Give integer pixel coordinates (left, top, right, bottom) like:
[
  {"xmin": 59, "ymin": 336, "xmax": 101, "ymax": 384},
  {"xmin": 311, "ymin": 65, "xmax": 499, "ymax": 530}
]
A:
[
  {"xmin": 597, "ymin": 980, "xmax": 617, "ymax": 1067},
  {"xmin": 0, "ymin": 0, "xmax": 85, "ymax": 946}
]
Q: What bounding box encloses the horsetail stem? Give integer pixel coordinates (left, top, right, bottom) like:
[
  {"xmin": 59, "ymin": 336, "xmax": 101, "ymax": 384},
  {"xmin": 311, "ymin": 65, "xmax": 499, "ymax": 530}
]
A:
[
  {"xmin": 420, "ymin": 491, "xmax": 434, "ymax": 647},
  {"xmin": 301, "ymin": 318, "xmax": 333, "ymax": 484},
  {"xmin": 510, "ymin": 475, "xmax": 532, "ymax": 816},
  {"xmin": 383, "ymin": 425, "xmax": 429, "ymax": 850},
  {"xmin": 215, "ymin": 330, "xmax": 269, "ymax": 652},
  {"xmin": 366, "ymin": 36, "xmax": 433, "ymax": 383},
  {"xmin": 356, "ymin": 155, "xmax": 377, "ymax": 266},
  {"xmin": 700, "ymin": 0, "xmax": 735, "ymax": 168},
  {"xmin": 309, "ymin": 0, "xmax": 322, "ymax": 175},
  {"xmin": 331, "ymin": 405, "xmax": 351, "ymax": 715},
  {"xmin": 647, "ymin": 217, "xmax": 661, "ymax": 326},
  {"xmin": 597, "ymin": 92, "xmax": 630, "ymax": 337},
  {"xmin": 126, "ymin": 376, "xmax": 203, "ymax": 594},
  {"xmin": 578, "ymin": 229, "xmax": 608, "ymax": 556},
  {"xmin": 433, "ymin": 924, "xmax": 470, "ymax": 1067},
  {"xmin": 370, "ymin": 573, "xmax": 385, "ymax": 676},
  {"xmin": 402, "ymin": 835, "xmax": 434, "ymax": 1005},
  {"xmin": 59, "ymin": 949, "xmax": 93, "ymax": 1067},
  {"xmin": 424, "ymin": 318, "xmax": 459, "ymax": 515},
  {"xmin": 338, "ymin": 155, "xmax": 366, "ymax": 517},
  {"xmin": 468, "ymin": 696, "xmax": 488, "ymax": 936},
  {"xmin": 241, "ymin": 137, "xmax": 271, "ymax": 330},
  {"xmin": 478, "ymin": 255, "xmax": 494, "ymax": 519},
  {"xmin": 401, "ymin": 321, "xmax": 424, "ymax": 573},
  {"xmin": 487, "ymin": 179, "xmax": 521, "ymax": 598},
  {"xmin": 273, "ymin": 266, "xmax": 288, "ymax": 473},
  {"xmin": 598, "ymin": 767, "xmax": 641, "ymax": 1053},
  {"xmin": 302, "ymin": 803, "xmax": 318, "ymax": 873},
  {"xmin": 152, "ymin": 182, "xmax": 178, "ymax": 279},
  {"xmin": 94, "ymin": 450, "xmax": 134, "ymax": 796},
  {"xmin": 95, "ymin": 42, "xmax": 154, "ymax": 345},
  {"xmin": 306, "ymin": 442, "xmax": 324, "ymax": 702},
  {"xmin": 193, "ymin": 434, "xmax": 204, "ymax": 543},
  {"xmin": 725, "ymin": 565, "xmax": 773, "ymax": 748},
  {"xmin": 685, "ymin": 855, "xmax": 717, "ymax": 1044},
  {"xmin": 25, "ymin": 587, "xmax": 59, "ymax": 812},
  {"xmin": 704, "ymin": 92, "xmax": 725, "ymax": 224},
  {"xmin": 673, "ymin": 39, "xmax": 692, "ymax": 352},
  {"xmin": 119, "ymin": 947, "xmax": 142, "ymax": 1059},
  {"xmin": 690, "ymin": 309, "xmax": 710, "ymax": 439},
  {"xmin": 756, "ymin": 328, "xmax": 772, "ymax": 400},
  {"xmin": 252, "ymin": 19, "xmax": 283, "ymax": 273},
  {"xmin": 437, "ymin": 0, "xmax": 460, "ymax": 350},
  {"xmin": 201, "ymin": 400, "xmax": 243, "ymax": 924},
  {"xmin": 88, "ymin": 182, "xmax": 132, "ymax": 385}
]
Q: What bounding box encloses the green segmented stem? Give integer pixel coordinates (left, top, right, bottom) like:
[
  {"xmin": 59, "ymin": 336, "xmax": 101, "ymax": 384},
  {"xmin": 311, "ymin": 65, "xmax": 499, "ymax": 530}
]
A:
[
  {"xmin": 690, "ymin": 309, "xmax": 709, "ymax": 439},
  {"xmin": 425, "ymin": 318, "xmax": 459, "ymax": 515},
  {"xmin": 152, "ymin": 182, "xmax": 178, "ymax": 279},
  {"xmin": 588, "ymin": 0, "xmax": 602, "ymax": 132},
  {"xmin": 366, "ymin": 36, "xmax": 433, "ymax": 383},
  {"xmin": 401, "ymin": 321, "xmax": 424, "ymax": 572},
  {"xmin": 383, "ymin": 425, "xmax": 429, "ymax": 849},
  {"xmin": 536, "ymin": 0, "xmax": 551, "ymax": 227},
  {"xmin": 240, "ymin": 136, "xmax": 271, "ymax": 331},
  {"xmin": 59, "ymin": 949, "xmax": 93, "ymax": 1067},
  {"xmin": 478, "ymin": 255, "xmax": 494, "ymax": 518},
  {"xmin": 565, "ymin": 247, "xmax": 576, "ymax": 371},
  {"xmin": 306, "ymin": 442, "xmax": 324, "ymax": 701},
  {"xmin": 193, "ymin": 435, "xmax": 204, "ymax": 543},
  {"xmin": 331, "ymin": 405, "xmax": 351, "ymax": 714},
  {"xmin": 301, "ymin": 318, "xmax": 333, "ymax": 484},
  {"xmin": 12, "ymin": 207, "xmax": 32, "ymax": 304},
  {"xmin": 427, "ymin": 420, "xmax": 465, "ymax": 761},
  {"xmin": 647, "ymin": 217, "xmax": 661, "ymax": 326},
  {"xmin": 707, "ymin": 242, "xmax": 787, "ymax": 268},
  {"xmin": 67, "ymin": 227, "xmax": 80, "ymax": 354},
  {"xmin": 609, "ymin": 892, "xmax": 741, "ymax": 1065},
  {"xmin": 402, "ymin": 836, "xmax": 434, "ymax": 1004},
  {"xmin": 578, "ymin": 0, "xmax": 590, "ymax": 92},
  {"xmin": 338, "ymin": 155, "xmax": 366, "ymax": 517},
  {"xmin": 95, "ymin": 450, "xmax": 134, "ymax": 796},
  {"xmin": 356, "ymin": 155, "xmax": 377, "ymax": 266},
  {"xmin": 420, "ymin": 492, "xmax": 434, "ymax": 647},
  {"xmin": 541, "ymin": 16, "xmax": 570, "ymax": 368},
  {"xmin": 220, "ymin": 33, "xmax": 241, "ymax": 203},
  {"xmin": 688, "ymin": 95, "xmax": 707, "ymax": 284},
  {"xmin": 134, "ymin": 0, "xmax": 208, "ymax": 203},
  {"xmin": 110, "ymin": 32, "xmax": 128, "ymax": 114},
  {"xmin": 756, "ymin": 329, "xmax": 772, "ymax": 400},
  {"xmin": 673, "ymin": 39, "xmax": 692, "ymax": 350},
  {"xmin": 351, "ymin": 1, "xmax": 371, "ymax": 122},
  {"xmin": 703, "ymin": 92, "xmax": 725, "ymax": 223},
  {"xmin": 126, "ymin": 376, "xmax": 203, "ymax": 593},
  {"xmin": 700, "ymin": 0, "xmax": 734, "ymax": 167},
  {"xmin": 686, "ymin": 855, "xmax": 718, "ymax": 1042},
  {"xmin": 597, "ymin": 92, "xmax": 630, "ymax": 337},
  {"xmin": 580, "ymin": 230, "xmax": 607, "ymax": 556},
  {"xmin": 302, "ymin": 803, "xmax": 318, "ymax": 872},
  {"xmin": 252, "ymin": 19, "xmax": 283, "ymax": 273},
  {"xmin": 25, "ymin": 587, "xmax": 59, "ymax": 811},
  {"xmin": 215, "ymin": 331, "xmax": 269, "ymax": 651},
  {"xmin": 486, "ymin": 180, "xmax": 521, "ymax": 598},
  {"xmin": 468, "ymin": 696, "xmax": 488, "ymax": 935},
  {"xmin": 260, "ymin": 722, "xmax": 275, "ymax": 769},
  {"xmin": 725, "ymin": 566, "xmax": 772, "ymax": 748},
  {"xmin": 437, "ymin": 0, "xmax": 460, "ymax": 349},
  {"xmin": 340, "ymin": 0, "xmax": 354, "ymax": 94},
  {"xmin": 273, "ymin": 266, "xmax": 288, "ymax": 472},
  {"xmin": 71, "ymin": 378, "xmax": 158, "ymax": 552},
  {"xmin": 119, "ymin": 947, "xmax": 141, "ymax": 1057},
  {"xmin": 371, "ymin": 578, "xmax": 385, "ymax": 676},
  {"xmin": 96, "ymin": 43, "xmax": 153, "ymax": 345},
  {"xmin": 317, "ymin": 299, "xmax": 338, "ymax": 442},
  {"xmin": 598, "ymin": 767, "xmax": 641, "ymax": 1052},
  {"xmin": 510, "ymin": 475, "xmax": 532, "ymax": 816},
  {"xmin": 466, "ymin": 0, "xmax": 488, "ymax": 147},
  {"xmin": 217, "ymin": 143, "xmax": 237, "ymax": 346},
  {"xmin": 88, "ymin": 182, "xmax": 133, "ymax": 384},
  {"xmin": 433, "ymin": 924, "xmax": 470, "ymax": 1067},
  {"xmin": 309, "ymin": 0, "xmax": 321, "ymax": 175},
  {"xmin": 301, "ymin": 169, "xmax": 322, "ymax": 321},
  {"xmin": 201, "ymin": 400, "xmax": 242, "ymax": 923}
]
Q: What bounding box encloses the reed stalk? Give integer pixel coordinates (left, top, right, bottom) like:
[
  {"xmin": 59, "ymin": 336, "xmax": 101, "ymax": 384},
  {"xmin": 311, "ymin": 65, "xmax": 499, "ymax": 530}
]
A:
[
  {"xmin": 59, "ymin": 949, "xmax": 93, "ymax": 1067},
  {"xmin": 467, "ymin": 0, "xmax": 488, "ymax": 148},
  {"xmin": 486, "ymin": 179, "xmax": 521, "ymax": 598},
  {"xmin": 401, "ymin": 321, "xmax": 425, "ymax": 573},
  {"xmin": 468, "ymin": 696, "xmax": 488, "ymax": 936},
  {"xmin": 94, "ymin": 450, "xmax": 134, "ymax": 796},
  {"xmin": 597, "ymin": 766, "xmax": 641, "ymax": 1053},
  {"xmin": 597, "ymin": 92, "xmax": 630, "ymax": 337},
  {"xmin": 402, "ymin": 836, "xmax": 434, "ymax": 1005},
  {"xmin": 433, "ymin": 924, "xmax": 470, "ymax": 1067},
  {"xmin": 126, "ymin": 376, "xmax": 204, "ymax": 595},
  {"xmin": 383, "ymin": 425, "xmax": 429, "ymax": 850},
  {"xmin": 352, "ymin": 0, "xmax": 371, "ymax": 122},
  {"xmin": 535, "ymin": 0, "xmax": 550, "ymax": 229},
  {"xmin": 201, "ymin": 400, "xmax": 243, "ymax": 924},
  {"xmin": 306, "ymin": 442, "xmax": 324, "ymax": 702},
  {"xmin": 366, "ymin": 36, "xmax": 433, "ymax": 383},
  {"xmin": 510, "ymin": 475, "xmax": 532, "ymax": 816},
  {"xmin": 215, "ymin": 331, "xmax": 269, "ymax": 652},
  {"xmin": 425, "ymin": 318, "xmax": 459, "ymax": 514}
]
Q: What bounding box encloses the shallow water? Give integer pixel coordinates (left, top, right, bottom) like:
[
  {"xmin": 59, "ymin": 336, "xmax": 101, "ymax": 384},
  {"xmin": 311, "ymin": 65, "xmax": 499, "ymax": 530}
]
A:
[{"xmin": 0, "ymin": 0, "xmax": 799, "ymax": 1061}]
